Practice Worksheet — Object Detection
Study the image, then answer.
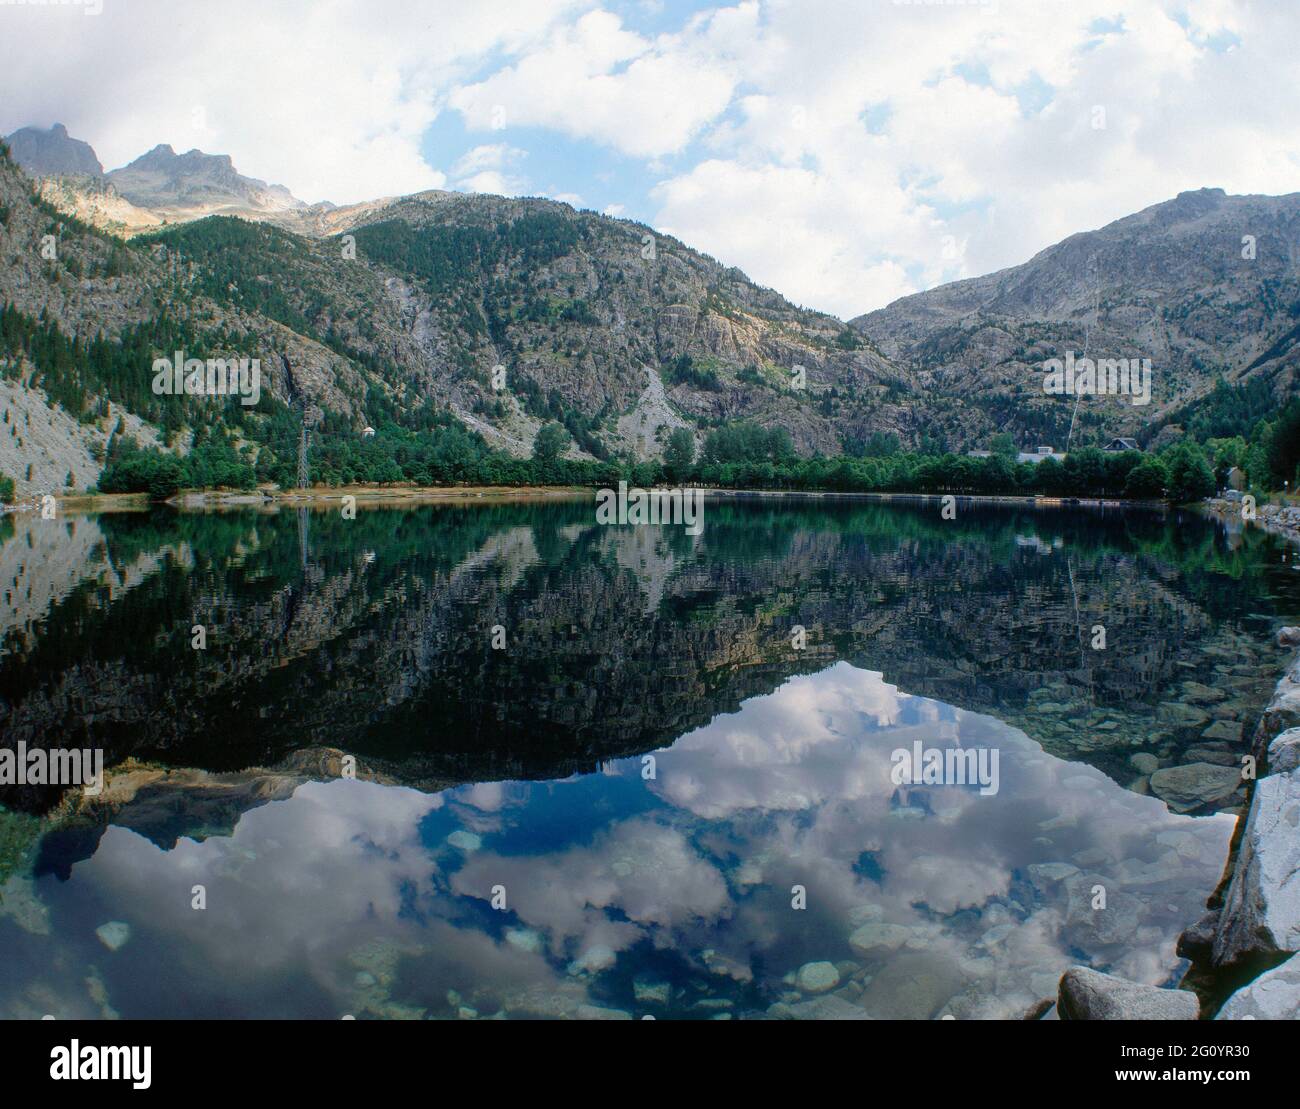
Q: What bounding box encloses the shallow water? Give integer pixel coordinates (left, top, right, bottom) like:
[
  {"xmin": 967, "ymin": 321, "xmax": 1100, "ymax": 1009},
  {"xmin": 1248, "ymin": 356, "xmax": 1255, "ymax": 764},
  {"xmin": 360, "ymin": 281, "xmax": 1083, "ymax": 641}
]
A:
[{"xmin": 1, "ymin": 499, "xmax": 1297, "ymax": 1018}]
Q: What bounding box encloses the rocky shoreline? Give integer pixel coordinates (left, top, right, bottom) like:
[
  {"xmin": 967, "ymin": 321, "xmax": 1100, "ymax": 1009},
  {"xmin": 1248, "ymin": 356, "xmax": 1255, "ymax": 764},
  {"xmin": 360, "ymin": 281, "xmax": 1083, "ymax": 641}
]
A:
[
  {"xmin": 1204, "ymin": 493, "xmax": 1300, "ymax": 545},
  {"xmin": 1054, "ymin": 636, "xmax": 1300, "ymax": 1020}
]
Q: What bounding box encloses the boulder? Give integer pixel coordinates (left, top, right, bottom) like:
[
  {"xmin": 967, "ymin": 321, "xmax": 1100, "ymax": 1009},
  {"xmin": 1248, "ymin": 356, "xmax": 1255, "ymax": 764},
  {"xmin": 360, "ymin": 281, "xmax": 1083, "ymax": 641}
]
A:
[
  {"xmin": 1216, "ymin": 952, "xmax": 1300, "ymax": 1019},
  {"xmin": 1129, "ymin": 752, "xmax": 1159, "ymax": 775},
  {"xmin": 796, "ymin": 961, "xmax": 841, "ymax": 994},
  {"xmin": 1257, "ymin": 654, "xmax": 1300, "ymax": 758},
  {"xmin": 1149, "ymin": 762, "xmax": 1243, "ymax": 812},
  {"xmin": 1057, "ymin": 967, "xmax": 1199, "ymax": 1020},
  {"xmin": 1157, "ymin": 702, "xmax": 1211, "ymax": 730},
  {"xmin": 1277, "ymin": 627, "xmax": 1300, "ymax": 648},
  {"xmin": 1268, "ymin": 727, "xmax": 1300, "ymax": 775},
  {"xmin": 848, "ymin": 921, "xmax": 913, "ymax": 956},
  {"xmin": 767, "ymin": 993, "xmax": 872, "ymax": 1020},
  {"xmin": 1177, "ymin": 908, "xmax": 1221, "ymax": 962},
  {"xmin": 1212, "ymin": 768, "xmax": 1300, "ymax": 967}
]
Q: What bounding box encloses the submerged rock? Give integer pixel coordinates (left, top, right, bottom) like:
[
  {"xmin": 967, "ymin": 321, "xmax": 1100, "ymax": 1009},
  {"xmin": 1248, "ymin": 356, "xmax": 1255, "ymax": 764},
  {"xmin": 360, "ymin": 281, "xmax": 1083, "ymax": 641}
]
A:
[
  {"xmin": 94, "ymin": 921, "xmax": 131, "ymax": 952},
  {"xmin": 1201, "ymin": 719, "xmax": 1242, "ymax": 743},
  {"xmin": 848, "ymin": 922, "xmax": 913, "ymax": 956},
  {"xmin": 1157, "ymin": 702, "xmax": 1211, "ymax": 730},
  {"xmin": 1212, "ymin": 768, "xmax": 1300, "ymax": 967},
  {"xmin": 796, "ymin": 961, "xmax": 840, "ymax": 993},
  {"xmin": 1128, "ymin": 753, "xmax": 1159, "ymax": 775},
  {"xmin": 576, "ymin": 1004, "xmax": 632, "ymax": 1020},
  {"xmin": 633, "ymin": 976, "xmax": 671, "ymax": 1005},
  {"xmin": 767, "ymin": 993, "xmax": 871, "ymax": 1020},
  {"xmin": 1057, "ymin": 967, "xmax": 1198, "ymax": 1020},
  {"xmin": 1149, "ymin": 762, "xmax": 1242, "ymax": 812},
  {"xmin": 1216, "ymin": 953, "xmax": 1300, "ymax": 1019}
]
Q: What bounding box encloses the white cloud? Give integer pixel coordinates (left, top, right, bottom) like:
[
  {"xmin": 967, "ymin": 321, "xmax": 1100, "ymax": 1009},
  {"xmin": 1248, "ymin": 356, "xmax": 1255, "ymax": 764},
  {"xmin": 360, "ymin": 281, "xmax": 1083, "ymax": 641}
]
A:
[
  {"xmin": 449, "ymin": 7, "xmax": 748, "ymax": 158},
  {"xmin": 451, "ymin": 143, "xmax": 530, "ymax": 195},
  {"xmin": 647, "ymin": 0, "xmax": 1300, "ymax": 315},
  {"xmin": 0, "ymin": 0, "xmax": 585, "ymax": 204},
  {"xmin": 3, "ymin": 0, "xmax": 1298, "ymax": 316}
]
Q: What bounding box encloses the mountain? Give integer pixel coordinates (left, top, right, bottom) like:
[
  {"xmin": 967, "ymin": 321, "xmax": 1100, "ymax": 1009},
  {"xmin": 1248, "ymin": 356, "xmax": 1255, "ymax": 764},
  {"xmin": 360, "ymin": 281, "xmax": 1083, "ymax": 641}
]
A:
[
  {"xmin": 5, "ymin": 123, "xmax": 103, "ymax": 178},
  {"xmin": 3, "ymin": 124, "xmax": 1300, "ymax": 499},
  {"xmin": 105, "ymin": 143, "xmax": 308, "ymax": 221},
  {"xmin": 853, "ymin": 188, "xmax": 1300, "ymax": 449},
  {"xmin": 0, "ymin": 138, "xmax": 915, "ymax": 496}
]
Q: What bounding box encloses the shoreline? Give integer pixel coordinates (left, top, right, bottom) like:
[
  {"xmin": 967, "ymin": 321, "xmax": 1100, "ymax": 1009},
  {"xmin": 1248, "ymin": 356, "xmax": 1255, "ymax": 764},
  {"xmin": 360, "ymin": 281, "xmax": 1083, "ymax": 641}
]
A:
[
  {"xmin": 5, "ymin": 483, "xmax": 1177, "ymax": 515},
  {"xmin": 1058, "ymin": 498, "xmax": 1300, "ymax": 1020}
]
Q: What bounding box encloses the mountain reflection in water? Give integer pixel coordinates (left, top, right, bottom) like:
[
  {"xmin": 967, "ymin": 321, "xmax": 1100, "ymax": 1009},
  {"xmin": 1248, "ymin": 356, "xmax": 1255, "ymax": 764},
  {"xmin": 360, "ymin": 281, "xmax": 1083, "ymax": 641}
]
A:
[{"xmin": 0, "ymin": 499, "xmax": 1296, "ymax": 1018}]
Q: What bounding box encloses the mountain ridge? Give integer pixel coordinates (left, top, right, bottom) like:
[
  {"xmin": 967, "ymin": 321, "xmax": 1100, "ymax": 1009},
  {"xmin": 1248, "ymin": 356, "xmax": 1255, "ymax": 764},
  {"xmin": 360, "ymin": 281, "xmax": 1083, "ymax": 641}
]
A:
[{"xmin": 2, "ymin": 122, "xmax": 1299, "ymax": 497}]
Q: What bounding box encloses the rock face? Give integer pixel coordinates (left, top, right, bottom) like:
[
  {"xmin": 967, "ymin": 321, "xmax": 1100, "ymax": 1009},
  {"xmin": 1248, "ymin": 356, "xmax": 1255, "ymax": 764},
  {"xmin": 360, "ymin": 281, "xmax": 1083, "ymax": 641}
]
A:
[
  {"xmin": 1216, "ymin": 952, "xmax": 1300, "ymax": 1020},
  {"xmin": 1212, "ymin": 767, "xmax": 1300, "ymax": 968},
  {"xmin": 1206, "ymin": 649, "xmax": 1300, "ymax": 974},
  {"xmin": 853, "ymin": 187, "xmax": 1300, "ymax": 448},
  {"xmin": 106, "ymin": 144, "xmax": 306, "ymax": 219},
  {"xmin": 5, "ymin": 123, "xmax": 103, "ymax": 178},
  {"xmin": 1256, "ymin": 653, "xmax": 1300, "ymax": 761},
  {"xmin": 1057, "ymin": 967, "xmax": 1199, "ymax": 1020}
]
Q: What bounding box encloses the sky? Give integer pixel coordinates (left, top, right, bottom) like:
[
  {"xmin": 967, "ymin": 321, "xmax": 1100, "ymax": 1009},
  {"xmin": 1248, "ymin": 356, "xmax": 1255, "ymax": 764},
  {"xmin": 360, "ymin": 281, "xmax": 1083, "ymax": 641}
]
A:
[{"xmin": 2, "ymin": 0, "xmax": 1298, "ymax": 318}]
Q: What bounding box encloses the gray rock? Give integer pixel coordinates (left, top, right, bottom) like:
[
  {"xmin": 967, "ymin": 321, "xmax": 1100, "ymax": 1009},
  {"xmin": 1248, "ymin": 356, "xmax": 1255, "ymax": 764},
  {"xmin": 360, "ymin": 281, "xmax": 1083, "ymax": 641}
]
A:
[
  {"xmin": 1149, "ymin": 762, "xmax": 1243, "ymax": 812},
  {"xmin": 859, "ymin": 953, "xmax": 964, "ymax": 1020},
  {"xmin": 1268, "ymin": 727, "xmax": 1300, "ymax": 775},
  {"xmin": 1258, "ymin": 654, "xmax": 1300, "ymax": 756},
  {"xmin": 1157, "ymin": 702, "xmax": 1211, "ymax": 730},
  {"xmin": 796, "ymin": 961, "xmax": 841, "ymax": 993},
  {"xmin": 95, "ymin": 921, "xmax": 131, "ymax": 952},
  {"xmin": 1129, "ymin": 753, "xmax": 1160, "ymax": 775},
  {"xmin": 1184, "ymin": 746, "xmax": 1238, "ymax": 767},
  {"xmin": 767, "ymin": 993, "xmax": 872, "ymax": 1020},
  {"xmin": 848, "ymin": 922, "xmax": 913, "ymax": 955},
  {"xmin": 1177, "ymin": 908, "xmax": 1221, "ymax": 962},
  {"xmin": 1216, "ymin": 953, "xmax": 1300, "ymax": 1019},
  {"xmin": 1277, "ymin": 627, "xmax": 1300, "ymax": 648},
  {"xmin": 1201, "ymin": 719, "xmax": 1242, "ymax": 743},
  {"xmin": 632, "ymin": 976, "xmax": 671, "ymax": 1005},
  {"xmin": 1182, "ymin": 682, "xmax": 1227, "ymax": 705},
  {"xmin": 576, "ymin": 1004, "xmax": 632, "ymax": 1020},
  {"xmin": 1057, "ymin": 967, "xmax": 1199, "ymax": 1020},
  {"xmin": 1213, "ymin": 768, "xmax": 1300, "ymax": 967}
]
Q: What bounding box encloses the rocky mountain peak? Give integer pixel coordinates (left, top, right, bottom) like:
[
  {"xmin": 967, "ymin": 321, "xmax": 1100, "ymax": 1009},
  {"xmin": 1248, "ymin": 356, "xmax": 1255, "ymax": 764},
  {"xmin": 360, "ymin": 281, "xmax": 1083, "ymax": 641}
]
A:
[{"xmin": 4, "ymin": 122, "xmax": 104, "ymax": 178}]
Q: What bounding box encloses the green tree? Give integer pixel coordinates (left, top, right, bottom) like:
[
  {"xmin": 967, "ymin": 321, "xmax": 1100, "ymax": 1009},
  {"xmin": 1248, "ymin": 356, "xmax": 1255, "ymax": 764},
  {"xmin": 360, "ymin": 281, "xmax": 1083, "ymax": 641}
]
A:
[
  {"xmin": 532, "ymin": 421, "xmax": 571, "ymax": 463},
  {"xmin": 989, "ymin": 432, "xmax": 1017, "ymax": 459},
  {"xmin": 1162, "ymin": 440, "xmax": 1216, "ymax": 502},
  {"xmin": 1124, "ymin": 458, "xmax": 1169, "ymax": 499},
  {"xmin": 1265, "ymin": 398, "xmax": 1300, "ymax": 489},
  {"xmin": 664, "ymin": 427, "xmax": 695, "ymax": 477}
]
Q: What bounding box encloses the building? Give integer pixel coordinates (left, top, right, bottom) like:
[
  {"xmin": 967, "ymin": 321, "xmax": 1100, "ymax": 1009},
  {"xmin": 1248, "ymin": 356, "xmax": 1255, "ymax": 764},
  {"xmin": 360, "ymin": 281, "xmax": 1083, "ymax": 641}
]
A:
[
  {"xmin": 361, "ymin": 427, "xmax": 376, "ymax": 439},
  {"xmin": 1017, "ymin": 446, "xmax": 1065, "ymax": 464},
  {"xmin": 1102, "ymin": 437, "xmax": 1140, "ymax": 453}
]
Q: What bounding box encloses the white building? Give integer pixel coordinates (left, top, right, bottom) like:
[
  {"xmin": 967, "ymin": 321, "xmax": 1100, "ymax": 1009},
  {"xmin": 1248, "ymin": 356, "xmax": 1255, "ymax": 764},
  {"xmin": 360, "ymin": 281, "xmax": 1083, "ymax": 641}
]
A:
[{"xmin": 1016, "ymin": 446, "xmax": 1065, "ymax": 464}]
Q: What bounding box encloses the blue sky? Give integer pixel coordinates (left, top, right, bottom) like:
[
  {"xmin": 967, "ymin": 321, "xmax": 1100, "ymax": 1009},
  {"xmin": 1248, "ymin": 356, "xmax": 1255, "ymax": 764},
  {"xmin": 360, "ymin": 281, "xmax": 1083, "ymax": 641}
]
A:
[{"xmin": 4, "ymin": 0, "xmax": 1297, "ymax": 317}]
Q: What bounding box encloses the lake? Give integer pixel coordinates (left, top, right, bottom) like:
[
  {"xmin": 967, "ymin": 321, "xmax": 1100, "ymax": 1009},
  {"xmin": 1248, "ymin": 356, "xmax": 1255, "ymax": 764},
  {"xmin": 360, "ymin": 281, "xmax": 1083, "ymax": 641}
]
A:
[{"xmin": 1, "ymin": 497, "xmax": 1296, "ymax": 1019}]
